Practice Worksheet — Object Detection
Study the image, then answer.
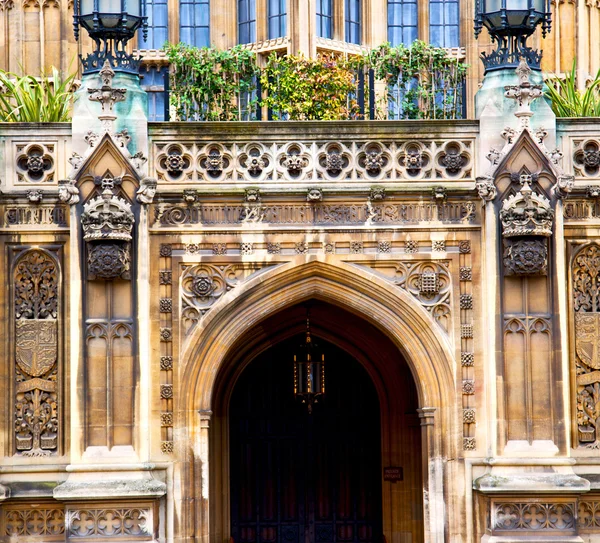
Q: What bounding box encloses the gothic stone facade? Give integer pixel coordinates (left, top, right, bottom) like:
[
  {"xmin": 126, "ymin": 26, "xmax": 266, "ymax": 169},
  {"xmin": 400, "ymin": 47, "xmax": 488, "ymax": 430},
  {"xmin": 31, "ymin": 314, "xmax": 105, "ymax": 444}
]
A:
[{"xmin": 3, "ymin": 66, "xmax": 600, "ymax": 543}]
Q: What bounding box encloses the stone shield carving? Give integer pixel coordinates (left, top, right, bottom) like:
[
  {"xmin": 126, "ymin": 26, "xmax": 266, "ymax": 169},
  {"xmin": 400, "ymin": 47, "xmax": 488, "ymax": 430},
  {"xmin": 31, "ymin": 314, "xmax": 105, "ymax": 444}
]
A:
[
  {"xmin": 576, "ymin": 313, "xmax": 600, "ymax": 371},
  {"xmin": 15, "ymin": 320, "xmax": 57, "ymax": 377}
]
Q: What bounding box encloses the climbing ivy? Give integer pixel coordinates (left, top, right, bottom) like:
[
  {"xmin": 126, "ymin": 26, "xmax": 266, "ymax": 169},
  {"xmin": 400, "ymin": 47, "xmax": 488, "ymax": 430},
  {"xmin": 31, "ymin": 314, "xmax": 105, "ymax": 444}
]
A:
[
  {"xmin": 163, "ymin": 43, "xmax": 259, "ymax": 121},
  {"xmin": 163, "ymin": 42, "xmax": 468, "ymax": 121},
  {"xmin": 366, "ymin": 41, "xmax": 468, "ymax": 120}
]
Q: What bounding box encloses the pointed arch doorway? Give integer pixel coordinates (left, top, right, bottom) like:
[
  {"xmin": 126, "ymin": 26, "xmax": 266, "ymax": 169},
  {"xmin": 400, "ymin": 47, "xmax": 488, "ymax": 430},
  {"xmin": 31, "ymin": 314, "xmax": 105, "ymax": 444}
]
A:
[{"xmin": 212, "ymin": 301, "xmax": 424, "ymax": 543}]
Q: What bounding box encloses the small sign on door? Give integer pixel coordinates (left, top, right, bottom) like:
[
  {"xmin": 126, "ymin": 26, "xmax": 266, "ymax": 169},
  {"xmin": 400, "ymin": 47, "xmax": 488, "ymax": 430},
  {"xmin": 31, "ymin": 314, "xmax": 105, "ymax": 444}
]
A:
[{"xmin": 383, "ymin": 467, "xmax": 403, "ymax": 482}]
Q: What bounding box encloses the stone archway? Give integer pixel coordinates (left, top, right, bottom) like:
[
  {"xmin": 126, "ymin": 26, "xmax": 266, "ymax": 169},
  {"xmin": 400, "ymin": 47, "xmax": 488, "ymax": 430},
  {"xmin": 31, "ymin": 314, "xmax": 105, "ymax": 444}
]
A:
[{"xmin": 177, "ymin": 258, "xmax": 458, "ymax": 543}]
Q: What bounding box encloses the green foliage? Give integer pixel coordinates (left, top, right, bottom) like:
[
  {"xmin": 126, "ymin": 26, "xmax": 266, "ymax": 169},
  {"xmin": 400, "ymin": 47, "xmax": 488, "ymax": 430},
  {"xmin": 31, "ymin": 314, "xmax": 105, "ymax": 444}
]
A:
[
  {"xmin": 163, "ymin": 42, "xmax": 259, "ymax": 121},
  {"xmin": 366, "ymin": 41, "xmax": 468, "ymax": 120},
  {"xmin": 0, "ymin": 67, "xmax": 75, "ymax": 122},
  {"xmin": 164, "ymin": 42, "xmax": 468, "ymax": 121},
  {"xmin": 260, "ymin": 53, "xmax": 360, "ymax": 120},
  {"xmin": 544, "ymin": 61, "xmax": 600, "ymax": 117}
]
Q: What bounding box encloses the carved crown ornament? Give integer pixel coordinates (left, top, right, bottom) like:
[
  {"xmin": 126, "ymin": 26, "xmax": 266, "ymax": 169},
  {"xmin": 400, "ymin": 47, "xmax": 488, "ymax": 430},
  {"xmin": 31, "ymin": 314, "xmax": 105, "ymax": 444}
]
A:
[
  {"xmin": 80, "ymin": 174, "xmax": 135, "ymax": 280},
  {"xmin": 500, "ymin": 173, "xmax": 554, "ymax": 276},
  {"xmin": 500, "ymin": 174, "xmax": 554, "ymax": 238}
]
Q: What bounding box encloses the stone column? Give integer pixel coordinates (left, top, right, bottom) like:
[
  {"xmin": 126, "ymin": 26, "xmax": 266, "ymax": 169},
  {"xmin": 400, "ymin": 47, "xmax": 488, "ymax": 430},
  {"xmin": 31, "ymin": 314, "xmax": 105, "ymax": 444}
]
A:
[{"xmin": 418, "ymin": 407, "xmax": 445, "ymax": 543}]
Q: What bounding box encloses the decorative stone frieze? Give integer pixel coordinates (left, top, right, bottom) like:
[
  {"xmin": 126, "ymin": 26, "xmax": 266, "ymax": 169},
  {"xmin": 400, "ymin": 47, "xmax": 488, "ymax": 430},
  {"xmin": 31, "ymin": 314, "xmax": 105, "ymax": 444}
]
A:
[
  {"xmin": 67, "ymin": 506, "xmax": 154, "ymax": 539},
  {"xmin": 3, "ymin": 506, "xmax": 65, "ymax": 538},
  {"xmin": 149, "ymin": 137, "xmax": 474, "ymax": 183},
  {"xmin": 154, "ymin": 200, "xmax": 477, "ymax": 226},
  {"xmin": 490, "ymin": 501, "xmax": 576, "ymax": 533}
]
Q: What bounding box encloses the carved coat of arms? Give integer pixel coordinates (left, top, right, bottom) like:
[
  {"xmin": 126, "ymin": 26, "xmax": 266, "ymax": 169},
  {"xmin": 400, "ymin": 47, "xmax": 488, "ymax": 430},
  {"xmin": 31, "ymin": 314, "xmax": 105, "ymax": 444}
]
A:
[{"xmin": 15, "ymin": 320, "xmax": 57, "ymax": 377}]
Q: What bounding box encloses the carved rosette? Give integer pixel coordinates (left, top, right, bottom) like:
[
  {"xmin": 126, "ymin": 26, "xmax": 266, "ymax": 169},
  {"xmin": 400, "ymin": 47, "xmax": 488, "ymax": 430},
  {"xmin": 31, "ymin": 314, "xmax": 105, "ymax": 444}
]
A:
[
  {"xmin": 13, "ymin": 249, "xmax": 60, "ymax": 456},
  {"xmin": 81, "ymin": 176, "xmax": 134, "ymax": 280},
  {"xmin": 573, "ymin": 244, "xmax": 600, "ymax": 447},
  {"xmin": 500, "ymin": 175, "xmax": 554, "ymax": 276}
]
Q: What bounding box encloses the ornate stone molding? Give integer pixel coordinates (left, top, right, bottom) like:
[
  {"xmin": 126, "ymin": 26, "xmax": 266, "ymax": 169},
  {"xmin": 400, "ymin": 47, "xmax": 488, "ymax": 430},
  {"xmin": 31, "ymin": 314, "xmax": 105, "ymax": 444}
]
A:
[{"xmin": 15, "ymin": 142, "xmax": 55, "ymax": 184}]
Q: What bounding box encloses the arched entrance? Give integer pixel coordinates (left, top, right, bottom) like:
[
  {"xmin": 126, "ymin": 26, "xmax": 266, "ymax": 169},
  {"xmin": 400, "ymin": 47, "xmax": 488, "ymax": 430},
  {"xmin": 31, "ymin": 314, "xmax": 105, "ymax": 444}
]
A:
[
  {"xmin": 179, "ymin": 259, "xmax": 457, "ymax": 543},
  {"xmin": 214, "ymin": 302, "xmax": 423, "ymax": 543}
]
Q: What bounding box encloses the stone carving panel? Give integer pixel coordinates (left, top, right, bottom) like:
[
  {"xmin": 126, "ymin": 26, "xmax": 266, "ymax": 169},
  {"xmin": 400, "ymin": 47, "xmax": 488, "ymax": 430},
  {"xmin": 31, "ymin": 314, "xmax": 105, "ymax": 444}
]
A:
[
  {"xmin": 491, "ymin": 501, "xmax": 576, "ymax": 533},
  {"xmin": 355, "ymin": 260, "xmax": 452, "ymax": 333},
  {"xmin": 67, "ymin": 507, "xmax": 153, "ymax": 539},
  {"xmin": 155, "ymin": 200, "xmax": 476, "ymax": 227},
  {"xmin": 180, "ymin": 262, "xmax": 279, "ymax": 336},
  {"xmin": 573, "ymin": 244, "xmax": 600, "ymax": 447},
  {"xmin": 13, "ymin": 249, "xmax": 60, "ymax": 456},
  {"xmin": 500, "ymin": 175, "xmax": 553, "ymax": 276},
  {"xmin": 3, "ymin": 506, "xmax": 65, "ymax": 539},
  {"xmin": 15, "ymin": 142, "xmax": 55, "ymax": 183}
]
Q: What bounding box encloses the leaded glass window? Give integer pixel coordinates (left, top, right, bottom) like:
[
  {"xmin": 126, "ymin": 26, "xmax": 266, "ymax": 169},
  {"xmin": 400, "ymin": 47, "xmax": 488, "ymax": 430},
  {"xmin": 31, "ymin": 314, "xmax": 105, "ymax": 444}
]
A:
[
  {"xmin": 180, "ymin": 0, "xmax": 210, "ymax": 47},
  {"xmin": 238, "ymin": 0, "xmax": 257, "ymax": 44},
  {"xmin": 387, "ymin": 0, "xmax": 417, "ymax": 46},
  {"xmin": 429, "ymin": 0, "xmax": 459, "ymax": 47},
  {"xmin": 317, "ymin": 0, "xmax": 333, "ymax": 39},
  {"xmin": 268, "ymin": 0, "xmax": 286, "ymax": 39},
  {"xmin": 139, "ymin": 0, "xmax": 168, "ymax": 49},
  {"xmin": 345, "ymin": 0, "xmax": 361, "ymax": 44}
]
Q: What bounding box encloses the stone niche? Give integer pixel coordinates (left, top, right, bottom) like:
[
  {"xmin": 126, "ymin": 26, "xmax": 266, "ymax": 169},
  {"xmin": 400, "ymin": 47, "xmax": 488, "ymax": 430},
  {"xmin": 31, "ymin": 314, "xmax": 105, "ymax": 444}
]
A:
[
  {"xmin": 500, "ymin": 174, "xmax": 554, "ymax": 276},
  {"xmin": 81, "ymin": 175, "xmax": 134, "ymax": 281}
]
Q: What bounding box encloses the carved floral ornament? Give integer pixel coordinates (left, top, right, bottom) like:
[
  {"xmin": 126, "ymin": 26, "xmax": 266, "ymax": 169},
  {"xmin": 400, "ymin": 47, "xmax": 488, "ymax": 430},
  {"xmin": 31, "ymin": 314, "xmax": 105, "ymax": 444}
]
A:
[
  {"xmin": 15, "ymin": 143, "xmax": 55, "ymax": 183},
  {"xmin": 81, "ymin": 175, "xmax": 134, "ymax": 280}
]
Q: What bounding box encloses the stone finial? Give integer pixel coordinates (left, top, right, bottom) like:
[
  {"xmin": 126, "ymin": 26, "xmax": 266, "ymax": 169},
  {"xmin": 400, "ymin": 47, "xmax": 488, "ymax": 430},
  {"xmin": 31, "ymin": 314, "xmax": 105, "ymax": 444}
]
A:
[
  {"xmin": 504, "ymin": 58, "xmax": 543, "ymax": 129},
  {"xmin": 88, "ymin": 60, "xmax": 127, "ymax": 133}
]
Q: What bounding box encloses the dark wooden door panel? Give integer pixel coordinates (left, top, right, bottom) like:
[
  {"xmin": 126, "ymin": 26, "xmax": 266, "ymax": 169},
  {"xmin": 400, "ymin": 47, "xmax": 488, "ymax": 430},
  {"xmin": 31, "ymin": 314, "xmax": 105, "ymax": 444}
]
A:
[{"xmin": 230, "ymin": 338, "xmax": 382, "ymax": 543}]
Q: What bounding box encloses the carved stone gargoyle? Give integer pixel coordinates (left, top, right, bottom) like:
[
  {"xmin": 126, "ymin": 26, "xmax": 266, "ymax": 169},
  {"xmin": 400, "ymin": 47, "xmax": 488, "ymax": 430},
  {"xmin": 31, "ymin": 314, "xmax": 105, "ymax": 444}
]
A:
[
  {"xmin": 81, "ymin": 174, "xmax": 134, "ymax": 280},
  {"xmin": 499, "ymin": 174, "xmax": 554, "ymax": 275}
]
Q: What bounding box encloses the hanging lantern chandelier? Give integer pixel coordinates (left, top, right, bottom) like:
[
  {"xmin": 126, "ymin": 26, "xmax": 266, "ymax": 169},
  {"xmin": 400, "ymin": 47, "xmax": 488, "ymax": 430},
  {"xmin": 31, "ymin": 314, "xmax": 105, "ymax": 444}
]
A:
[{"xmin": 293, "ymin": 309, "xmax": 325, "ymax": 414}]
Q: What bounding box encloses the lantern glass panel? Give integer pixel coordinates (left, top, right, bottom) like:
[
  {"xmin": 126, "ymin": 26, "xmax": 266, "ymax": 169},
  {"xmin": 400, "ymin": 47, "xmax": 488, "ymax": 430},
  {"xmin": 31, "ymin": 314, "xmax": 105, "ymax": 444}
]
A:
[
  {"xmin": 127, "ymin": 0, "xmax": 141, "ymax": 16},
  {"xmin": 81, "ymin": 0, "xmax": 94, "ymax": 14},
  {"xmin": 506, "ymin": 0, "xmax": 526, "ymax": 9},
  {"xmin": 100, "ymin": 0, "xmax": 122, "ymax": 14},
  {"xmin": 484, "ymin": 0, "xmax": 502, "ymax": 14}
]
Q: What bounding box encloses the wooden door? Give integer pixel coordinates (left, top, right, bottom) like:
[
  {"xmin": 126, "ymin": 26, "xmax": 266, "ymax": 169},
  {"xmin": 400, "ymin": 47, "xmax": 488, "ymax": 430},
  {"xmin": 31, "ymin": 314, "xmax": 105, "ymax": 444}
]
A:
[{"xmin": 230, "ymin": 338, "xmax": 382, "ymax": 543}]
